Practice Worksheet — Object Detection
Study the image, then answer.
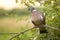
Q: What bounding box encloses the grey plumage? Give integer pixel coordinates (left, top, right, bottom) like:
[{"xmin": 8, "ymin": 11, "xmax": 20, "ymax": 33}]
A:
[
  {"xmin": 28, "ymin": 6, "xmax": 47, "ymax": 33},
  {"xmin": 28, "ymin": 6, "xmax": 35, "ymax": 12}
]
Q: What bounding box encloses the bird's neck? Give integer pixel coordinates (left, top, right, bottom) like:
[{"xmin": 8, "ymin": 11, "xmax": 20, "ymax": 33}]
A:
[
  {"xmin": 33, "ymin": 10, "xmax": 37, "ymax": 11},
  {"xmin": 31, "ymin": 10, "xmax": 37, "ymax": 12}
]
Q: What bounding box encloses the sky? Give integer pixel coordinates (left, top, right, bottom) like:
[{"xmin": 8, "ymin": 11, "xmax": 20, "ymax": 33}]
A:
[
  {"xmin": 0, "ymin": 0, "xmax": 19, "ymax": 10},
  {"xmin": 0, "ymin": 0, "xmax": 40, "ymax": 10}
]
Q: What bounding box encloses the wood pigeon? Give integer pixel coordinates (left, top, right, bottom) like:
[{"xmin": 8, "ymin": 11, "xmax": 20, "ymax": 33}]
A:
[{"xmin": 28, "ymin": 6, "xmax": 48, "ymax": 33}]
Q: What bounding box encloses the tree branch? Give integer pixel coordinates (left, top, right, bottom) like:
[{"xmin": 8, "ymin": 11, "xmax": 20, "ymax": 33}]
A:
[
  {"xmin": 9, "ymin": 25, "xmax": 60, "ymax": 40},
  {"xmin": 0, "ymin": 32, "xmax": 18, "ymax": 35},
  {"xmin": 9, "ymin": 26, "xmax": 36, "ymax": 40},
  {"xmin": 45, "ymin": 24, "xmax": 60, "ymax": 31}
]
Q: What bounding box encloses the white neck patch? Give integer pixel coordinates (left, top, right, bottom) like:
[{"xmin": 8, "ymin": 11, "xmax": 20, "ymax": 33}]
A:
[{"xmin": 33, "ymin": 10, "xmax": 36, "ymax": 11}]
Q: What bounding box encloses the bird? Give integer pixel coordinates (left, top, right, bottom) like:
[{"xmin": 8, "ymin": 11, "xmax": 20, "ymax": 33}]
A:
[{"xmin": 28, "ymin": 6, "xmax": 48, "ymax": 34}]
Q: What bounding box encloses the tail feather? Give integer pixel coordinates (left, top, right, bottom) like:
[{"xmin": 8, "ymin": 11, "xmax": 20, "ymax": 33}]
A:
[{"xmin": 39, "ymin": 27, "xmax": 48, "ymax": 34}]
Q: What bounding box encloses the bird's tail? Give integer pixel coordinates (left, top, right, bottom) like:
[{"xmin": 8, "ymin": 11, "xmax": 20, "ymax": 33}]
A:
[{"xmin": 39, "ymin": 26, "xmax": 48, "ymax": 34}]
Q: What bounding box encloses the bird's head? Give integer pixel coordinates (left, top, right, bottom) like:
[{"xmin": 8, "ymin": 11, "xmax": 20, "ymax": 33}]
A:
[{"xmin": 28, "ymin": 6, "xmax": 35, "ymax": 12}]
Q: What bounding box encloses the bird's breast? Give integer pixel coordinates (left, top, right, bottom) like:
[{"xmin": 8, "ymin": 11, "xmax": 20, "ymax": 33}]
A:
[{"xmin": 31, "ymin": 12, "xmax": 41, "ymax": 21}]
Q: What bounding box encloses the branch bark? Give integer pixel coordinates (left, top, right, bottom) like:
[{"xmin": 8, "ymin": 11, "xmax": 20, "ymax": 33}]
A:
[
  {"xmin": 9, "ymin": 26, "xmax": 36, "ymax": 40},
  {"xmin": 45, "ymin": 24, "xmax": 60, "ymax": 31},
  {"xmin": 0, "ymin": 32, "xmax": 18, "ymax": 35},
  {"xmin": 9, "ymin": 25, "xmax": 60, "ymax": 40}
]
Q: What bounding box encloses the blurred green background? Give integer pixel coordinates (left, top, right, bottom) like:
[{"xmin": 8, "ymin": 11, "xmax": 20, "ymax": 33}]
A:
[{"xmin": 0, "ymin": 0, "xmax": 60, "ymax": 40}]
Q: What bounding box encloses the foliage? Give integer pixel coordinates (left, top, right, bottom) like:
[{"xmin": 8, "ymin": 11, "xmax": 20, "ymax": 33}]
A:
[
  {"xmin": 0, "ymin": 0, "xmax": 60, "ymax": 40},
  {"xmin": 15, "ymin": 0, "xmax": 60, "ymax": 40}
]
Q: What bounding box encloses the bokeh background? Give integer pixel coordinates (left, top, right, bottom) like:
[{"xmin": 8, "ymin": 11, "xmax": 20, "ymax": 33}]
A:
[{"xmin": 0, "ymin": 0, "xmax": 60, "ymax": 40}]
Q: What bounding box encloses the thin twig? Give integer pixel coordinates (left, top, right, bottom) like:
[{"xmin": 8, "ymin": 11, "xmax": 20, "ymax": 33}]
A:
[
  {"xmin": 0, "ymin": 32, "xmax": 18, "ymax": 35},
  {"xmin": 45, "ymin": 24, "xmax": 60, "ymax": 31},
  {"xmin": 9, "ymin": 27, "xmax": 36, "ymax": 40},
  {"xmin": 9, "ymin": 25, "xmax": 60, "ymax": 40}
]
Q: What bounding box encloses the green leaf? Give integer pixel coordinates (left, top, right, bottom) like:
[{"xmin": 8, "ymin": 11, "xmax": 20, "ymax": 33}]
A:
[{"xmin": 16, "ymin": 0, "xmax": 18, "ymax": 3}]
